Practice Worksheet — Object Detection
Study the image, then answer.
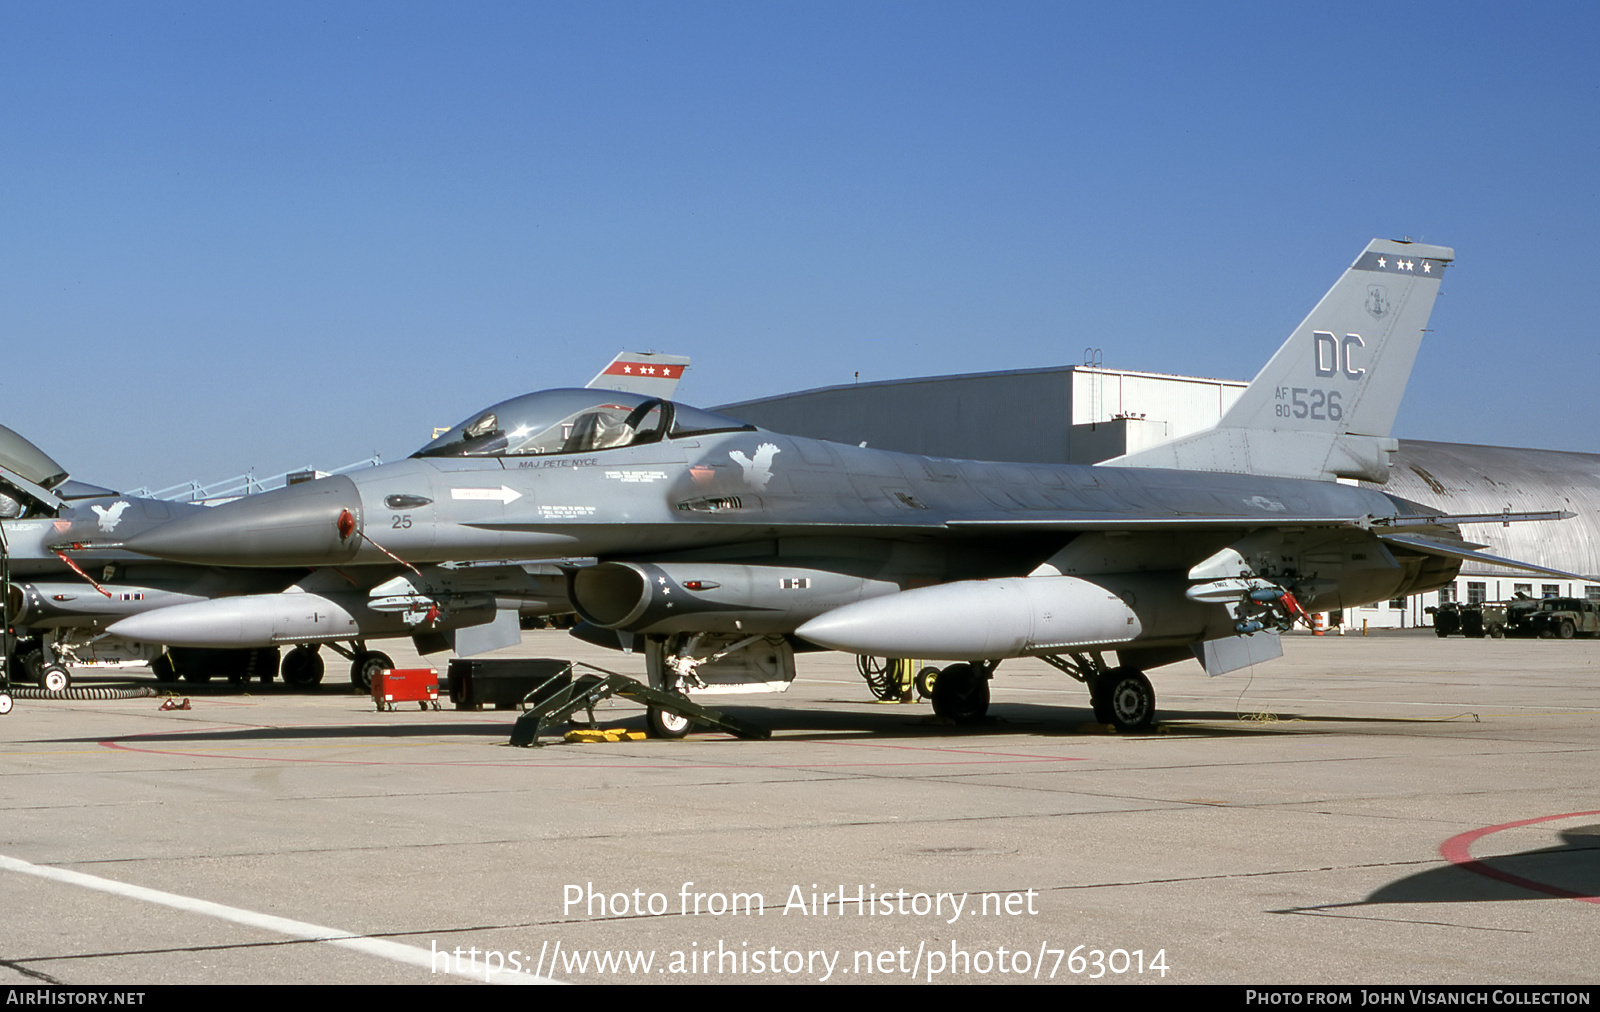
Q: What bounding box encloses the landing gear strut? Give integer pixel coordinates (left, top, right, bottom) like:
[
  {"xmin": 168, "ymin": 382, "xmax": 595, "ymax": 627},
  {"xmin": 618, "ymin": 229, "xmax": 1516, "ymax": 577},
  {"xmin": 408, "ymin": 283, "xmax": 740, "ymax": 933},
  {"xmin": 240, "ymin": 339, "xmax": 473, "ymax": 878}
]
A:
[{"xmin": 19, "ymin": 643, "xmax": 71, "ymax": 693}]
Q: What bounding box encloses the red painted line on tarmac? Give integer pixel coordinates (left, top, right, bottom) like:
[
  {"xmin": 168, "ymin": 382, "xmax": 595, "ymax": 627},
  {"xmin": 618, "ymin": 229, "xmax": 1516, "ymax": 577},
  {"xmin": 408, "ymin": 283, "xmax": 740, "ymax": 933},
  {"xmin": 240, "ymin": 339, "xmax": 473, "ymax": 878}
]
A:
[{"xmin": 1439, "ymin": 810, "xmax": 1600, "ymax": 904}]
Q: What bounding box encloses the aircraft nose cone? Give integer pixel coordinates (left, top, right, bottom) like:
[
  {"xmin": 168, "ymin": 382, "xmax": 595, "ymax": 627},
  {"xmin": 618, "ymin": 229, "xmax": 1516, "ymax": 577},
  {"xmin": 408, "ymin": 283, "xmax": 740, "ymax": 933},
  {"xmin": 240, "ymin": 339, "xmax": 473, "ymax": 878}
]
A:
[{"xmin": 123, "ymin": 475, "xmax": 366, "ymax": 566}]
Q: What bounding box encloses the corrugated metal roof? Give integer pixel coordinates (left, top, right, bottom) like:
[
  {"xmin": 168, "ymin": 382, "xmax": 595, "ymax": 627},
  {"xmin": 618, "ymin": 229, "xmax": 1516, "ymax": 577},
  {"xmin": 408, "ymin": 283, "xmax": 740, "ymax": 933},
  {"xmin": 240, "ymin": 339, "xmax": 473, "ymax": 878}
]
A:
[{"xmin": 1372, "ymin": 440, "xmax": 1600, "ymax": 580}]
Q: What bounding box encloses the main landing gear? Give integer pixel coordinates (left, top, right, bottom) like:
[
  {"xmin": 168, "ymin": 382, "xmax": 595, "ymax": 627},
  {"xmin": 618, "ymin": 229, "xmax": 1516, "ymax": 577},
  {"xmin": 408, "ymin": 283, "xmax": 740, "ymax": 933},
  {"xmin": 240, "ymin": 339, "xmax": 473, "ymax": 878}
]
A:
[
  {"xmin": 1040, "ymin": 653, "xmax": 1156, "ymax": 733},
  {"xmin": 16, "ymin": 644, "xmax": 72, "ymax": 693},
  {"xmin": 303, "ymin": 641, "xmax": 396, "ymax": 692}
]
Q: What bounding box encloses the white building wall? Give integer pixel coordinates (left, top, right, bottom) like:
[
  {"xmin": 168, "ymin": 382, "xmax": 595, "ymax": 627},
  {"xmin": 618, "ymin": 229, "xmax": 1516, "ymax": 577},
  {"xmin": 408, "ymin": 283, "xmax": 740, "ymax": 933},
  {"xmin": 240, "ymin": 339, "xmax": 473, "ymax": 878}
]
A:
[
  {"xmin": 1335, "ymin": 576, "xmax": 1600, "ymax": 633},
  {"xmin": 1070, "ymin": 367, "xmax": 1244, "ymax": 431}
]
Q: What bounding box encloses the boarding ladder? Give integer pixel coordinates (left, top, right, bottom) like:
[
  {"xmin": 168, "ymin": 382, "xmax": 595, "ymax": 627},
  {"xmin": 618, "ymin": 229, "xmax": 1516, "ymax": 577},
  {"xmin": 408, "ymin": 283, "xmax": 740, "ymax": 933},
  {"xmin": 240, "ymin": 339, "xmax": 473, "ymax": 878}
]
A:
[{"xmin": 509, "ymin": 663, "xmax": 770, "ymax": 746}]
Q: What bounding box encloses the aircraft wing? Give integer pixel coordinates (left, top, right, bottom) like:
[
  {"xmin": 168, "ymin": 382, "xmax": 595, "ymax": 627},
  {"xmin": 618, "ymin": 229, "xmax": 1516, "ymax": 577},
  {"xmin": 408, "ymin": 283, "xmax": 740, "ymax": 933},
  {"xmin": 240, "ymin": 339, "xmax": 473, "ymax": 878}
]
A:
[
  {"xmin": 951, "ymin": 507, "xmax": 1579, "ymax": 538},
  {"xmin": 945, "ymin": 514, "xmax": 1362, "ymax": 532}
]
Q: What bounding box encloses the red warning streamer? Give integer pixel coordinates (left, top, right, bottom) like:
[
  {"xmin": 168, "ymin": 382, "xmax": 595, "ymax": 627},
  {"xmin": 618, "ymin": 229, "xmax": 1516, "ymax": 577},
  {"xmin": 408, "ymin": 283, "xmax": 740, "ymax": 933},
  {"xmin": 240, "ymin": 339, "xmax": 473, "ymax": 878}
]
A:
[{"xmin": 52, "ymin": 550, "xmax": 114, "ymax": 599}]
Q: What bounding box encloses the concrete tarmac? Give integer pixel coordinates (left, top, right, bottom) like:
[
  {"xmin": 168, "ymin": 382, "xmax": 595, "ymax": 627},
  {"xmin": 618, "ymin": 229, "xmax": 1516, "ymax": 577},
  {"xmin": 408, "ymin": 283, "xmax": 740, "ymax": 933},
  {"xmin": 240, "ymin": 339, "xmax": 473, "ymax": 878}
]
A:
[{"xmin": 1, "ymin": 630, "xmax": 1596, "ymax": 986}]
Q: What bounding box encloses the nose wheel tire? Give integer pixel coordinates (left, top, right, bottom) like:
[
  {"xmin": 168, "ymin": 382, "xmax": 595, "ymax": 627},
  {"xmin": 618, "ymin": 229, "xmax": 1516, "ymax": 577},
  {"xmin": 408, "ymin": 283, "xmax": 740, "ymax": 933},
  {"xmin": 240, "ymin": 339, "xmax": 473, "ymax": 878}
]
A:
[
  {"xmin": 0, "ymin": 693, "xmax": 11, "ymax": 715},
  {"xmin": 646, "ymin": 705, "xmax": 693, "ymax": 739},
  {"xmin": 929, "ymin": 662, "xmax": 989, "ymax": 722},
  {"xmin": 41, "ymin": 665, "xmax": 71, "ymax": 693},
  {"xmin": 1092, "ymin": 667, "xmax": 1155, "ymax": 732}
]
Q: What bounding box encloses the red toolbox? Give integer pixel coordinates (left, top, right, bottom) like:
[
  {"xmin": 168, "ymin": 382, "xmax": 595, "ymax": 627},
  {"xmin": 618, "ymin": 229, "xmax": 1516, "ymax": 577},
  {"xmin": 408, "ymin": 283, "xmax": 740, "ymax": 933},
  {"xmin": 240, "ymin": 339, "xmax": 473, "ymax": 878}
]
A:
[{"xmin": 372, "ymin": 668, "xmax": 441, "ymax": 711}]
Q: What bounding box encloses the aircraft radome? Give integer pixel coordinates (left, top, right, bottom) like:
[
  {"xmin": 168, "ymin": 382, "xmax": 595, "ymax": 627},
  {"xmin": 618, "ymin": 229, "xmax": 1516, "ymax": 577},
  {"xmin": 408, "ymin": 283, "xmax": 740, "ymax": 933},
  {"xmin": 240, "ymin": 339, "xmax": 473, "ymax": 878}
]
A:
[{"xmin": 101, "ymin": 240, "xmax": 1574, "ymax": 733}]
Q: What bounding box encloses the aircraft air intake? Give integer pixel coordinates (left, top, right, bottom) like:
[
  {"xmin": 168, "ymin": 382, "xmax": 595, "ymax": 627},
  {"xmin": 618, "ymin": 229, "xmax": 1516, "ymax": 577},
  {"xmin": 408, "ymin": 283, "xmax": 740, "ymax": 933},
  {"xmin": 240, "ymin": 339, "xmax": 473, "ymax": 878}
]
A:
[{"xmin": 570, "ymin": 562, "xmax": 901, "ymax": 635}]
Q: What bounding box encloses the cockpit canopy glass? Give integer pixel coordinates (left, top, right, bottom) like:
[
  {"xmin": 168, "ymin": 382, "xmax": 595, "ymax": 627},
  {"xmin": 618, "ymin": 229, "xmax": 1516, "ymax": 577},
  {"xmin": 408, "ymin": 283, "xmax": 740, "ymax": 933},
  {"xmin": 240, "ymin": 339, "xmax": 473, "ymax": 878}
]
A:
[
  {"xmin": 412, "ymin": 389, "xmax": 754, "ymax": 459},
  {"xmin": 0, "ymin": 423, "xmax": 68, "ymax": 489}
]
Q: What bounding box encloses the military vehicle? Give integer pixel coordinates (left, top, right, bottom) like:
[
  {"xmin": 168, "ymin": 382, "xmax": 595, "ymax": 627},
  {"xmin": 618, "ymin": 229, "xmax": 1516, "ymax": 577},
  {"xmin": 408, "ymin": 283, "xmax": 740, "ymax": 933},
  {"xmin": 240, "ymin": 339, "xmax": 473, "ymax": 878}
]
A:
[
  {"xmin": 1504, "ymin": 596, "xmax": 1600, "ymax": 639},
  {"xmin": 1427, "ymin": 600, "xmax": 1500, "ymax": 638}
]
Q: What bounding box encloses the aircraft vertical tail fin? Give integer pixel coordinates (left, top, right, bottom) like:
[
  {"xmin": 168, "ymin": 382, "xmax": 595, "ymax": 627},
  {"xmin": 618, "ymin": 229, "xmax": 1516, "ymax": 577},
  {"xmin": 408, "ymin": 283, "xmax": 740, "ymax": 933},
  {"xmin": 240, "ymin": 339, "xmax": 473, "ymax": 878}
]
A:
[
  {"xmin": 1106, "ymin": 238, "xmax": 1453, "ymax": 482},
  {"xmin": 587, "ymin": 351, "xmax": 691, "ymax": 399}
]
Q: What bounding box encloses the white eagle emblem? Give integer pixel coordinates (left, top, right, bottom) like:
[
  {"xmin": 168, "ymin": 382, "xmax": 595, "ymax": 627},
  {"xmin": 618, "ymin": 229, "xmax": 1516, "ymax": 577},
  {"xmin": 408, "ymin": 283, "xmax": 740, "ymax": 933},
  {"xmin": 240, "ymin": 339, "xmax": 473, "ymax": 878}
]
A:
[
  {"xmin": 91, "ymin": 501, "xmax": 132, "ymax": 532},
  {"xmin": 728, "ymin": 444, "xmax": 781, "ymax": 490}
]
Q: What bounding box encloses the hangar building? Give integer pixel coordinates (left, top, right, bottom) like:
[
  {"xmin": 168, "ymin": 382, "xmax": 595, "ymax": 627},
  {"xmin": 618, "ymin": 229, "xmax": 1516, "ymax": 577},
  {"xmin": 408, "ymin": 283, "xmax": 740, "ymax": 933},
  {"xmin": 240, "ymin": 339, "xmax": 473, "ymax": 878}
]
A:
[{"xmin": 721, "ymin": 365, "xmax": 1600, "ymax": 631}]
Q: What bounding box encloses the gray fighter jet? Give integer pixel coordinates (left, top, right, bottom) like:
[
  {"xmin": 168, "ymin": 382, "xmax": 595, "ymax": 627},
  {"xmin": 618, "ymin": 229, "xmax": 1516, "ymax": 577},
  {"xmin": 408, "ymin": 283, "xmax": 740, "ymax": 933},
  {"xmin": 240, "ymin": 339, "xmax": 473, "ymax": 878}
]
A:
[
  {"xmin": 105, "ymin": 240, "xmax": 1573, "ymax": 731},
  {"xmin": 2, "ymin": 353, "xmax": 689, "ymax": 693},
  {"xmin": 0, "ymin": 423, "xmax": 305, "ymax": 692}
]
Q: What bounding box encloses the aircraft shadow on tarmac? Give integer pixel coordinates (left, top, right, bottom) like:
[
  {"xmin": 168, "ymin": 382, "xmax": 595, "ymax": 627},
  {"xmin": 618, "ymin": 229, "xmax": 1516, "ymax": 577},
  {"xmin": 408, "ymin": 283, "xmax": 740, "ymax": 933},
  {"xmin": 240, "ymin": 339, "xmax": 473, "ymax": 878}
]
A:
[
  {"xmin": 36, "ymin": 697, "xmax": 1473, "ymax": 748},
  {"xmin": 48, "ymin": 723, "xmax": 515, "ymax": 745},
  {"xmin": 1278, "ymin": 825, "xmax": 1600, "ymax": 914}
]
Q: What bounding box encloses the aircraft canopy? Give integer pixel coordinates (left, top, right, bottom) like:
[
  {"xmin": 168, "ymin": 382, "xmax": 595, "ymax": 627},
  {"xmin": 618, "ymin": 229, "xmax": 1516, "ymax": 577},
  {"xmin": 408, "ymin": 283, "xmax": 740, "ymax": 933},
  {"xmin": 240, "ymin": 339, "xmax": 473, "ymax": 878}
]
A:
[
  {"xmin": 0, "ymin": 423, "xmax": 68, "ymax": 489},
  {"xmin": 413, "ymin": 389, "xmax": 753, "ymax": 459}
]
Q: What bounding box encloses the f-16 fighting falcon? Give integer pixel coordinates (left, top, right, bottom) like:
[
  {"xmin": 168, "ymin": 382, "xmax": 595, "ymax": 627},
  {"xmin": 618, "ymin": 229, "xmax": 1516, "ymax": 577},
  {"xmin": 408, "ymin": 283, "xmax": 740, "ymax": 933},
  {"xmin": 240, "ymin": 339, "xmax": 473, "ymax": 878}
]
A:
[{"xmin": 101, "ymin": 240, "xmax": 1573, "ymax": 733}]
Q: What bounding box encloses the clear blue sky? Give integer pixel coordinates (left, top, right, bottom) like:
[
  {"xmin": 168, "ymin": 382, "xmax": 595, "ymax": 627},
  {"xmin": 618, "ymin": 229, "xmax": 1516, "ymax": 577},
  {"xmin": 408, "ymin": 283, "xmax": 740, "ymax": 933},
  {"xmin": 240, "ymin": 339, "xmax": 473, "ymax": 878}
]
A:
[{"xmin": 4, "ymin": 2, "xmax": 1596, "ymax": 490}]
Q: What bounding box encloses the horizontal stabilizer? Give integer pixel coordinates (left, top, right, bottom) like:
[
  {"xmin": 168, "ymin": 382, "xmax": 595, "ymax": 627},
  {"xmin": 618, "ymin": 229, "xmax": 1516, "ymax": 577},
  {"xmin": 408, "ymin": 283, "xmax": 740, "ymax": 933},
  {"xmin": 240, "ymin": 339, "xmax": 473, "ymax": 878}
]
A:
[
  {"xmin": 1375, "ymin": 531, "xmax": 1589, "ymax": 580},
  {"xmin": 1361, "ymin": 509, "xmax": 1575, "ymax": 529}
]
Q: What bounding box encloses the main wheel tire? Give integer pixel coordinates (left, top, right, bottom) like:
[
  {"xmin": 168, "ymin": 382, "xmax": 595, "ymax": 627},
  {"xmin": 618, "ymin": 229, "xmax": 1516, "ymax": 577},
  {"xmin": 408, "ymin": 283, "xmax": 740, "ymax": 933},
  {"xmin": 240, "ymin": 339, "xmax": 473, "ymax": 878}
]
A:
[
  {"xmin": 18, "ymin": 649, "xmax": 44, "ymax": 684},
  {"xmin": 1488, "ymin": 625, "xmax": 1505, "ymax": 639},
  {"xmin": 41, "ymin": 665, "xmax": 71, "ymax": 693},
  {"xmin": 1558, "ymin": 620, "xmax": 1576, "ymax": 640},
  {"xmin": 351, "ymin": 651, "xmax": 394, "ymax": 692},
  {"xmin": 281, "ymin": 647, "xmax": 325, "ymax": 688},
  {"xmin": 0, "ymin": 693, "xmax": 11, "ymax": 715},
  {"xmin": 1098, "ymin": 667, "xmax": 1155, "ymax": 732},
  {"xmin": 914, "ymin": 667, "xmax": 939, "ymax": 700},
  {"xmin": 929, "ymin": 662, "xmax": 989, "ymax": 722},
  {"xmin": 646, "ymin": 705, "xmax": 693, "ymax": 739},
  {"xmin": 151, "ymin": 654, "xmax": 181, "ymax": 682}
]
